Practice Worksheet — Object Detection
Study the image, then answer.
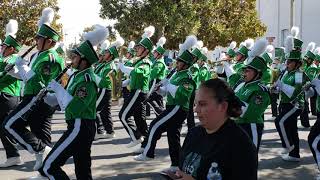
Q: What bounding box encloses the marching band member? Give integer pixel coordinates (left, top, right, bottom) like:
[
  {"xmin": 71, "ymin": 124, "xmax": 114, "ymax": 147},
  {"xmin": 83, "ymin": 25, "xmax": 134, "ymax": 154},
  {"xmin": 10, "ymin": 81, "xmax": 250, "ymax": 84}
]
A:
[
  {"xmin": 274, "ymin": 27, "xmax": 308, "ymax": 162},
  {"xmin": 3, "ymin": 8, "xmax": 65, "ymax": 170},
  {"xmin": 146, "ymin": 37, "xmax": 168, "ymax": 116},
  {"xmin": 94, "ymin": 35, "xmax": 124, "ymax": 139},
  {"xmin": 134, "ymin": 35, "xmax": 197, "ymax": 174},
  {"xmin": 0, "ymin": 20, "xmax": 23, "ymax": 167},
  {"xmin": 33, "ymin": 25, "xmax": 108, "ymax": 180},
  {"xmin": 118, "ymin": 26, "xmax": 154, "ymax": 148},
  {"xmin": 234, "ymin": 39, "xmax": 271, "ymax": 150}
]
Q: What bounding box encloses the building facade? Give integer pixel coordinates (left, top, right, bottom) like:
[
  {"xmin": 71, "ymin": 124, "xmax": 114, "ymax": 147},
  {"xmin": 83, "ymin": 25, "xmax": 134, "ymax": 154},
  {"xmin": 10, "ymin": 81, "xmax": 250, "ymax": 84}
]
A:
[{"xmin": 256, "ymin": 0, "xmax": 320, "ymax": 49}]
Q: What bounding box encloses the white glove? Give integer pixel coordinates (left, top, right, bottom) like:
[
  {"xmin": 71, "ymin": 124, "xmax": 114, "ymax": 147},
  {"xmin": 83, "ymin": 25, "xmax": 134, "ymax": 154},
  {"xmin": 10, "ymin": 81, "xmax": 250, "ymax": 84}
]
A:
[
  {"xmin": 7, "ymin": 66, "xmax": 22, "ymax": 79},
  {"xmin": 214, "ymin": 66, "xmax": 225, "ymax": 74},
  {"xmin": 305, "ymin": 88, "xmax": 315, "ymax": 99},
  {"xmin": 160, "ymin": 79, "xmax": 169, "ymax": 86},
  {"xmin": 165, "ymin": 83, "xmax": 178, "ymax": 98},
  {"xmin": 15, "ymin": 57, "xmax": 29, "ymax": 67},
  {"xmin": 16, "ymin": 64, "xmax": 35, "ymax": 82},
  {"xmin": 47, "ymin": 80, "xmax": 73, "ymax": 111},
  {"xmin": 280, "ymin": 82, "xmax": 295, "ymax": 98},
  {"xmin": 118, "ymin": 63, "xmax": 134, "ymax": 75},
  {"xmin": 221, "ymin": 62, "xmax": 235, "ymax": 78},
  {"xmin": 122, "ymin": 79, "xmax": 130, "ymax": 87},
  {"xmin": 311, "ymin": 79, "xmax": 320, "ymax": 95},
  {"xmin": 43, "ymin": 93, "xmax": 59, "ymax": 107},
  {"xmin": 157, "ymin": 86, "xmax": 167, "ymax": 97},
  {"xmin": 117, "ymin": 62, "xmax": 124, "ymax": 71}
]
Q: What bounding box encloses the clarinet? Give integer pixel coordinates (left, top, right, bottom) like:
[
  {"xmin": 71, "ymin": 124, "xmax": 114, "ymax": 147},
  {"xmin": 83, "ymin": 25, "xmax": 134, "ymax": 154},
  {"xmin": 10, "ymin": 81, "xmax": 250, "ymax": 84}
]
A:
[
  {"xmin": 143, "ymin": 67, "xmax": 176, "ymax": 104},
  {"xmin": 1, "ymin": 44, "xmax": 37, "ymax": 78},
  {"xmin": 21, "ymin": 64, "xmax": 71, "ymax": 120}
]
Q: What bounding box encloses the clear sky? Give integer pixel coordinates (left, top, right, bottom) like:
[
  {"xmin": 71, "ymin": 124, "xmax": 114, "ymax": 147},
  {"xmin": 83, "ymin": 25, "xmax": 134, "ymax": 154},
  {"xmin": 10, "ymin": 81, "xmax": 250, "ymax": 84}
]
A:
[{"xmin": 57, "ymin": 0, "xmax": 116, "ymax": 47}]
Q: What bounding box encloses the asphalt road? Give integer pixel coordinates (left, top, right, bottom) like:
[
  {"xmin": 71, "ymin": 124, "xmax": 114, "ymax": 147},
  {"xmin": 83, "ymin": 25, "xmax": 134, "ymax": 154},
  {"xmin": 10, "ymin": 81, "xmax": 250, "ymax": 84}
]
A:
[{"xmin": 0, "ymin": 105, "xmax": 318, "ymax": 180}]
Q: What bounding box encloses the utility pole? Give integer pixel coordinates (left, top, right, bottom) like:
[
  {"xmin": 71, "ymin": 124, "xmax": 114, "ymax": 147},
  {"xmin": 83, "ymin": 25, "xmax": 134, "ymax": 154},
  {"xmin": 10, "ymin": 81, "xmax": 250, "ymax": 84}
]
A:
[{"xmin": 290, "ymin": 0, "xmax": 294, "ymax": 28}]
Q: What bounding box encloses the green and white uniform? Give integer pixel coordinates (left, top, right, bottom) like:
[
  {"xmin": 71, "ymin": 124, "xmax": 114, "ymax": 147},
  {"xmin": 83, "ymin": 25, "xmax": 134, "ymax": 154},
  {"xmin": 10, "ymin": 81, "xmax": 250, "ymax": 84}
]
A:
[
  {"xmin": 0, "ymin": 54, "xmax": 21, "ymax": 96},
  {"xmin": 198, "ymin": 63, "xmax": 211, "ymax": 83},
  {"xmin": 4, "ymin": 48, "xmax": 64, "ymax": 155},
  {"xmin": 119, "ymin": 57, "xmax": 152, "ymax": 141},
  {"xmin": 147, "ymin": 58, "xmax": 167, "ymax": 115},
  {"xmin": 235, "ymin": 80, "xmax": 270, "ymax": 149},
  {"xmin": 94, "ymin": 61, "xmax": 116, "ymax": 135}
]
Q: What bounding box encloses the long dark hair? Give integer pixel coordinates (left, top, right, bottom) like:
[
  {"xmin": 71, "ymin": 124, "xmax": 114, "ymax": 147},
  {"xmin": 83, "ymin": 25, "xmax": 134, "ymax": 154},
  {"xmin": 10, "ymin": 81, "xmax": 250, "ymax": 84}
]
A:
[{"xmin": 200, "ymin": 78, "xmax": 243, "ymax": 118}]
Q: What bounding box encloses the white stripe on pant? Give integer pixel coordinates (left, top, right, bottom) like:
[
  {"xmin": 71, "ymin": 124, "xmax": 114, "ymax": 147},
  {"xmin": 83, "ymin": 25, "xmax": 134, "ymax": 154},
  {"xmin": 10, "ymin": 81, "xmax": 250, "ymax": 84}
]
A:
[
  {"xmin": 143, "ymin": 105, "xmax": 180, "ymax": 156},
  {"xmin": 4, "ymin": 97, "xmax": 38, "ymax": 153},
  {"xmin": 250, "ymin": 123, "xmax": 258, "ymax": 148},
  {"xmin": 279, "ymin": 107, "xmax": 298, "ymax": 152},
  {"xmin": 312, "ymin": 134, "xmax": 320, "ymax": 169},
  {"xmin": 96, "ymin": 88, "xmax": 106, "ymax": 107},
  {"xmin": 43, "ymin": 118, "xmax": 81, "ymax": 180},
  {"xmin": 120, "ymin": 90, "xmax": 141, "ymax": 141}
]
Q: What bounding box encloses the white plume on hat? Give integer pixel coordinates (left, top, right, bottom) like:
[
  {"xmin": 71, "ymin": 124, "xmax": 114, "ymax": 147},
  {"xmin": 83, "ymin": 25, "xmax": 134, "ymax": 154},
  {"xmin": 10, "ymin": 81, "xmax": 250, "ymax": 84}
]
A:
[
  {"xmin": 128, "ymin": 41, "xmax": 135, "ymax": 49},
  {"xmin": 100, "ymin": 40, "xmax": 110, "ymax": 51},
  {"xmin": 110, "ymin": 35, "xmax": 125, "ymax": 48},
  {"xmin": 291, "ymin": 26, "xmax": 299, "ymax": 38},
  {"xmin": 306, "ymin": 42, "xmax": 316, "ymax": 52},
  {"xmin": 219, "ymin": 52, "xmax": 227, "ymax": 61},
  {"xmin": 83, "ymin": 25, "xmax": 109, "ymax": 48},
  {"xmin": 265, "ymin": 45, "xmax": 274, "ymax": 59},
  {"xmin": 194, "ymin": 40, "xmax": 204, "ymax": 49},
  {"xmin": 156, "ymin": 37, "xmax": 166, "ymax": 47},
  {"xmin": 201, "ymin": 47, "xmax": 209, "ymax": 59},
  {"xmin": 5, "ymin": 19, "xmax": 18, "ymax": 38},
  {"xmin": 207, "ymin": 51, "xmax": 215, "ymax": 61},
  {"xmin": 245, "ymin": 38, "xmax": 255, "ymax": 50},
  {"xmin": 285, "ymin": 36, "xmax": 294, "ymax": 54},
  {"xmin": 142, "ymin": 26, "xmax": 155, "ymax": 38},
  {"xmin": 37, "ymin": 7, "xmax": 55, "ymax": 28},
  {"xmin": 314, "ymin": 47, "xmax": 320, "ymax": 55},
  {"xmin": 229, "ymin": 41, "xmax": 237, "ymax": 50},
  {"xmin": 201, "ymin": 47, "xmax": 208, "ymax": 55},
  {"xmin": 246, "ymin": 38, "xmax": 267, "ymax": 64},
  {"xmin": 179, "ymin": 35, "xmax": 197, "ymax": 55}
]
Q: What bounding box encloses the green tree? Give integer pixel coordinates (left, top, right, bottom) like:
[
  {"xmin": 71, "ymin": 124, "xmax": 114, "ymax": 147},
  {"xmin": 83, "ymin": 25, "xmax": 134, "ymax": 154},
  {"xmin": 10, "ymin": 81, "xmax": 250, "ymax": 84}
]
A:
[
  {"xmin": 0, "ymin": 0, "xmax": 62, "ymax": 45},
  {"xmin": 99, "ymin": 0, "xmax": 266, "ymax": 49}
]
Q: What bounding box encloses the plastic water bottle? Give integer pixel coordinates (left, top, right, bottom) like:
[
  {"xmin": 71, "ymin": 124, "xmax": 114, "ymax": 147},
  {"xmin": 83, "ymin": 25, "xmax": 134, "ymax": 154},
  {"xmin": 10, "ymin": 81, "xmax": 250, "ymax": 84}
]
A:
[{"xmin": 207, "ymin": 162, "xmax": 222, "ymax": 180}]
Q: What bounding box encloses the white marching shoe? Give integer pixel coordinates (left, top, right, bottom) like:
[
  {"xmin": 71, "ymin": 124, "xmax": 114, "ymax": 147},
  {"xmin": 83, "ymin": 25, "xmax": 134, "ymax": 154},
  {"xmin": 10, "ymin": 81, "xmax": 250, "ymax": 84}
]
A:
[
  {"xmin": 0, "ymin": 157, "xmax": 22, "ymax": 168},
  {"xmin": 33, "ymin": 146, "xmax": 52, "ymax": 170},
  {"xmin": 95, "ymin": 132, "xmax": 115, "ymax": 140},
  {"xmin": 132, "ymin": 147, "xmax": 145, "ymax": 154},
  {"xmin": 126, "ymin": 137, "xmax": 144, "ymax": 148},
  {"xmin": 28, "ymin": 174, "xmax": 47, "ymax": 180},
  {"xmin": 133, "ymin": 153, "xmax": 152, "ymax": 161},
  {"xmin": 281, "ymin": 154, "xmax": 300, "ymax": 162}
]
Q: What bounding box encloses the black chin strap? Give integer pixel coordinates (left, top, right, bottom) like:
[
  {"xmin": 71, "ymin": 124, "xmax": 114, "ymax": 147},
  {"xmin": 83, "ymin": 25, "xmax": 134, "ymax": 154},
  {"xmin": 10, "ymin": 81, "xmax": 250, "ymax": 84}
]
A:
[{"xmin": 76, "ymin": 58, "xmax": 83, "ymax": 70}]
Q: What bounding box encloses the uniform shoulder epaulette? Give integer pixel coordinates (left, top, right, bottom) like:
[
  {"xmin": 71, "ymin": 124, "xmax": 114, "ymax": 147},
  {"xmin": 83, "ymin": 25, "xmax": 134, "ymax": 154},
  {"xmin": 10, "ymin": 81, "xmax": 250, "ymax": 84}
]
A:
[
  {"xmin": 257, "ymin": 83, "xmax": 269, "ymax": 92},
  {"xmin": 48, "ymin": 53, "xmax": 56, "ymax": 63},
  {"xmin": 84, "ymin": 73, "xmax": 92, "ymax": 82}
]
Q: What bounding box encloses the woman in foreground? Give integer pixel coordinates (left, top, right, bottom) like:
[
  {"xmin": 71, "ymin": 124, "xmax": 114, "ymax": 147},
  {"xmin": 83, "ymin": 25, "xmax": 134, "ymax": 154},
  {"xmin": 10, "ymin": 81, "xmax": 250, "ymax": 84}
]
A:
[{"xmin": 170, "ymin": 78, "xmax": 258, "ymax": 180}]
